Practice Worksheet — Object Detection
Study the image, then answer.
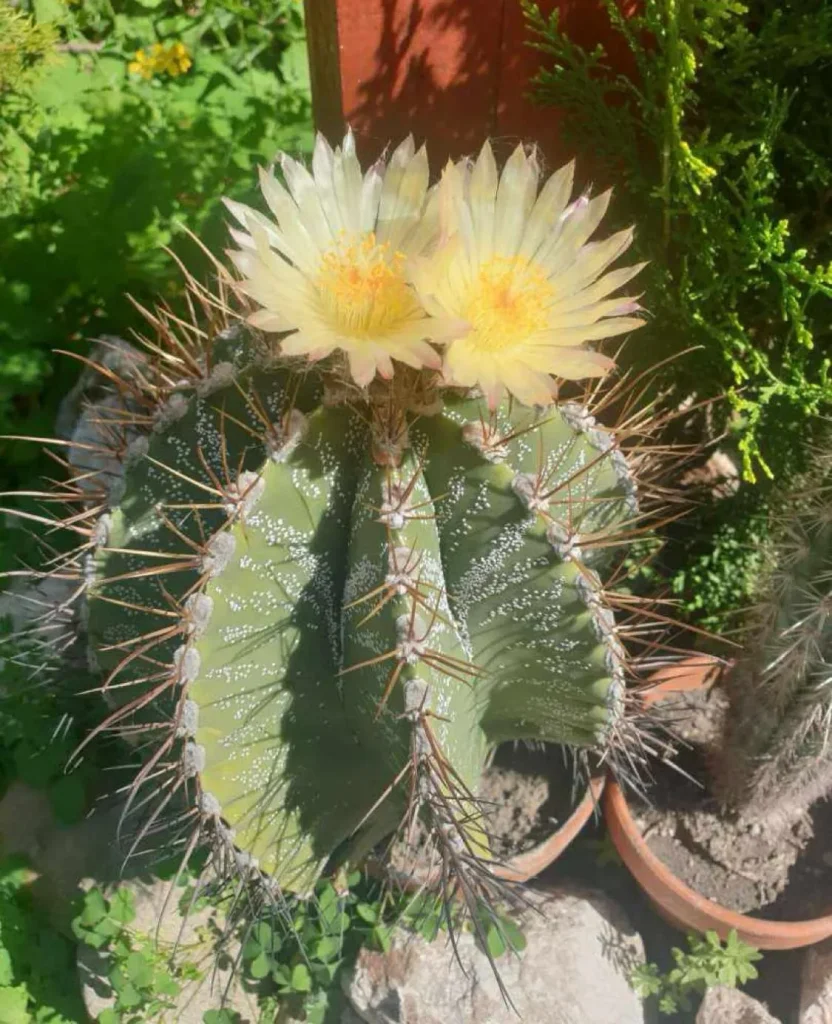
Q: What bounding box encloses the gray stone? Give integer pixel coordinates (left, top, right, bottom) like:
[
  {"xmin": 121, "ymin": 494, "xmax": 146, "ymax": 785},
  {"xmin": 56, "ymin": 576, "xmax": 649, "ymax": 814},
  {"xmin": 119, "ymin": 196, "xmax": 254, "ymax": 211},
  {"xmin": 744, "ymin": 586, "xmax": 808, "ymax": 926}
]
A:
[
  {"xmin": 801, "ymin": 936, "xmax": 832, "ymax": 1023},
  {"xmin": 344, "ymin": 885, "xmax": 646, "ymax": 1024},
  {"xmin": 696, "ymin": 985, "xmax": 781, "ymax": 1024},
  {"xmin": 0, "ymin": 781, "xmax": 123, "ymax": 926}
]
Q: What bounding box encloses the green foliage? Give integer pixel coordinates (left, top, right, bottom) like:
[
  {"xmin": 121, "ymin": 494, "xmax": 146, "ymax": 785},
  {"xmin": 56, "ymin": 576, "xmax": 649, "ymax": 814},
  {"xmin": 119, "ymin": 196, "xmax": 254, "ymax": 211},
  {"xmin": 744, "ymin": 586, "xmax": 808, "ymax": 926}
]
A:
[
  {"xmin": 0, "ymin": 5, "xmax": 58, "ymax": 94},
  {"xmin": 525, "ymin": 0, "xmax": 832, "ymax": 623},
  {"xmin": 237, "ymin": 872, "xmax": 526, "ymax": 1023},
  {"xmin": 0, "ymin": 854, "xmax": 86, "ymax": 1024},
  {"xmin": 0, "ymin": 0, "xmax": 312, "ymax": 504},
  {"xmin": 0, "ymin": 615, "xmax": 104, "ymax": 824},
  {"xmin": 72, "ymin": 885, "xmax": 201, "ymax": 1024},
  {"xmin": 631, "ymin": 929, "xmax": 762, "ymax": 1015}
]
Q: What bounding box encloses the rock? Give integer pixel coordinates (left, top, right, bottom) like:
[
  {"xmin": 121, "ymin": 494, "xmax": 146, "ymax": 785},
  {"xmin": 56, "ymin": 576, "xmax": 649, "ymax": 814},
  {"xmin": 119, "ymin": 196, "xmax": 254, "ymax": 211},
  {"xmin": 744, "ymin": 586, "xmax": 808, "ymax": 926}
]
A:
[
  {"xmin": 696, "ymin": 986, "xmax": 781, "ymax": 1023},
  {"xmin": 344, "ymin": 885, "xmax": 646, "ymax": 1024},
  {"xmin": 0, "ymin": 781, "xmax": 123, "ymax": 925},
  {"xmin": 801, "ymin": 936, "xmax": 832, "ymax": 1023}
]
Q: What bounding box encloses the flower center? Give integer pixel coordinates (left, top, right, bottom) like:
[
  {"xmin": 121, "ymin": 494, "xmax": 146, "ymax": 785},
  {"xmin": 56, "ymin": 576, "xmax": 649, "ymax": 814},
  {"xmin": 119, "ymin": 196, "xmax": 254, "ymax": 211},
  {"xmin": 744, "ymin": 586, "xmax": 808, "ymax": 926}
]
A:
[
  {"xmin": 316, "ymin": 233, "xmax": 419, "ymax": 338},
  {"xmin": 464, "ymin": 257, "xmax": 552, "ymax": 353}
]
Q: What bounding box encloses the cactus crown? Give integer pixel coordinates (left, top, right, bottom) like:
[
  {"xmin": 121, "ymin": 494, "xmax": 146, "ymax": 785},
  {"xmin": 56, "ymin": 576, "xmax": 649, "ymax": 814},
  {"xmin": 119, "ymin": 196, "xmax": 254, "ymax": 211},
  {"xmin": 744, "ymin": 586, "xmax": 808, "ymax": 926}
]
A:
[{"xmin": 720, "ymin": 441, "xmax": 832, "ymax": 822}]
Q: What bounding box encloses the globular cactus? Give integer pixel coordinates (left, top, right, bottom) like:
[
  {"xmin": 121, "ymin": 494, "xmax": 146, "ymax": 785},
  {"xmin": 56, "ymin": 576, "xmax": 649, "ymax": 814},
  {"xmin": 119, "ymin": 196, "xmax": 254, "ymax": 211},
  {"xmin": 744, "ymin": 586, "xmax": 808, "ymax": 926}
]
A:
[
  {"xmin": 4, "ymin": 133, "xmax": 674, "ymax": 919},
  {"xmin": 719, "ymin": 444, "xmax": 832, "ymax": 824},
  {"xmin": 76, "ymin": 352, "xmax": 641, "ymax": 893}
]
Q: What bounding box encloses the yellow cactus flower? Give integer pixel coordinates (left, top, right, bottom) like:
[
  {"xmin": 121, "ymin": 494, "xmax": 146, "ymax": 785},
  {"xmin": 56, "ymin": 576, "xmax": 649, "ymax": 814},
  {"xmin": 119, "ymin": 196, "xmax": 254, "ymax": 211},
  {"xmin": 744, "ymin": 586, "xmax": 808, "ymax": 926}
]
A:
[
  {"xmin": 413, "ymin": 142, "xmax": 646, "ymax": 407},
  {"xmin": 225, "ymin": 131, "xmax": 463, "ymax": 388}
]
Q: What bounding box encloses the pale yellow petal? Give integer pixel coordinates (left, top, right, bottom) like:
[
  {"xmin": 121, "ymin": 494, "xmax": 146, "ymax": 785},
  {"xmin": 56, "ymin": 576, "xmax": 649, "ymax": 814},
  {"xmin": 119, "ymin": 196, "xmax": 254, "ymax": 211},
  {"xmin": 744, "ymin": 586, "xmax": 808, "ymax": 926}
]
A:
[
  {"xmin": 535, "ymin": 317, "xmax": 645, "ymax": 348},
  {"xmin": 545, "ymin": 347, "xmax": 614, "ymax": 379},
  {"xmin": 380, "ymin": 144, "xmax": 429, "ymax": 251},
  {"xmin": 247, "ymin": 309, "xmax": 293, "ymax": 332},
  {"xmin": 493, "ymin": 143, "xmax": 539, "ymax": 258},
  {"xmin": 500, "ymin": 362, "xmax": 556, "ymax": 406},
  {"xmin": 517, "ymin": 159, "xmax": 575, "ymax": 261},
  {"xmin": 546, "ymin": 296, "xmax": 641, "ymax": 331},
  {"xmin": 331, "ymin": 129, "xmax": 364, "ymax": 235},
  {"xmin": 547, "ymin": 226, "xmax": 635, "ymax": 294},
  {"xmin": 552, "ymin": 264, "xmax": 647, "ymax": 315},
  {"xmin": 348, "ymin": 349, "xmax": 378, "ymax": 387},
  {"xmin": 469, "ymin": 140, "xmax": 498, "ymax": 262},
  {"xmin": 539, "ymin": 189, "xmax": 612, "ymax": 275},
  {"xmin": 262, "ymin": 163, "xmax": 332, "ymax": 252}
]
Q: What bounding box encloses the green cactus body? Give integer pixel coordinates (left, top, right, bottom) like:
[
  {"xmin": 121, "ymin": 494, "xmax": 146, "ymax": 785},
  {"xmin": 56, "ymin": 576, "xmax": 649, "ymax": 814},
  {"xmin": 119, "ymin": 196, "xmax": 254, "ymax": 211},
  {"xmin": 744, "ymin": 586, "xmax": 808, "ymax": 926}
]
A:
[
  {"xmin": 721, "ymin": 461, "xmax": 832, "ymax": 822},
  {"xmin": 78, "ymin": 353, "xmax": 637, "ymax": 893}
]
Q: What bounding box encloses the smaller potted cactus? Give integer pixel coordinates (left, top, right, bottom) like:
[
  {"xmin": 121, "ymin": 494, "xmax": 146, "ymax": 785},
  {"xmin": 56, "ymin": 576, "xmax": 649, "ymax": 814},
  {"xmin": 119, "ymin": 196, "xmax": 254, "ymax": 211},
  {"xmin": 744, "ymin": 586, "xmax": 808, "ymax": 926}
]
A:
[{"xmin": 606, "ymin": 445, "xmax": 832, "ymax": 949}]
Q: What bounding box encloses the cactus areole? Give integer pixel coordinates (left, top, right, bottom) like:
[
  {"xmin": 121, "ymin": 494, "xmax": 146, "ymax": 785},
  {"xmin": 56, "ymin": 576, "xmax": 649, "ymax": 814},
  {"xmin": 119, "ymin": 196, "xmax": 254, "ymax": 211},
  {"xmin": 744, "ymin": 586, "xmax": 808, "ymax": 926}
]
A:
[{"xmin": 16, "ymin": 134, "xmax": 661, "ymax": 901}]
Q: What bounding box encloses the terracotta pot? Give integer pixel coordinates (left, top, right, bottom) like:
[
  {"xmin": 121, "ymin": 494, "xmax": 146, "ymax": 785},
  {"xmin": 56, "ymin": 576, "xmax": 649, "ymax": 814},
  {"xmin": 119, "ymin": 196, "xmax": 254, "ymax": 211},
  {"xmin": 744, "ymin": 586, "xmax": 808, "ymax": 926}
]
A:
[
  {"xmin": 604, "ymin": 656, "xmax": 832, "ymax": 950},
  {"xmin": 493, "ymin": 772, "xmax": 606, "ymax": 883},
  {"xmin": 373, "ymin": 772, "xmax": 605, "ymax": 890}
]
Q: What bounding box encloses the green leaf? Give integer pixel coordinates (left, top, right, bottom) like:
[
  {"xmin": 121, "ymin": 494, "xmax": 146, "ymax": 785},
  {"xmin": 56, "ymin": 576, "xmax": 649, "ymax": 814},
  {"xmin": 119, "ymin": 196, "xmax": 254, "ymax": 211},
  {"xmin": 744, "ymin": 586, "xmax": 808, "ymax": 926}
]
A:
[
  {"xmin": 203, "ymin": 1011, "xmax": 237, "ymax": 1024},
  {"xmin": 109, "ymin": 889, "xmax": 136, "ymax": 925},
  {"xmin": 372, "ymin": 924, "xmax": 391, "ymax": 953},
  {"xmin": 485, "ymin": 925, "xmax": 507, "ymax": 960},
  {"xmin": 249, "ymin": 952, "xmax": 272, "ymax": 980},
  {"xmin": 290, "ymin": 963, "xmax": 312, "ymax": 993},
  {"xmin": 98, "ymin": 1010, "xmax": 120, "ymax": 1024},
  {"xmin": 254, "ymin": 922, "xmax": 275, "ymax": 949},
  {"xmin": 116, "ymin": 982, "xmax": 143, "ymax": 1009},
  {"xmin": 79, "ymin": 889, "xmax": 108, "ymax": 926},
  {"xmin": 315, "ymin": 935, "xmax": 340, "ymax": 962},
  {"xmin": 0, "ymin": 985, "xmax": 30, "ymax": 1024},
  {"xmin": 0, "ymin": 949, "xmax": 14, "ymax": 987},
  {"xmin": 125, "ymin": 951, "xmax": 154, "ymax": 989},
  {"xmin": 242, "ymin": 938, "xmax": 262, "ymax": 962},
  {"xmin": 497, "ymin": 917, "xmax": 526, "ymax": 954},
  {"xmin": 355, "ymin": 902, "xmax": 378, "ymax": 924},
  {"xmin": 155, "ymin": 972, "xmax": 180, "ymax": 997}
]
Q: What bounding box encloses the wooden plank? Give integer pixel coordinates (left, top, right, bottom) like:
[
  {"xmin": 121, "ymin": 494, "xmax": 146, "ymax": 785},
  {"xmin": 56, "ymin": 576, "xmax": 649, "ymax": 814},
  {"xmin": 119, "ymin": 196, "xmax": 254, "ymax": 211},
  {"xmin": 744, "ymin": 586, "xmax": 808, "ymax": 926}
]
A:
[
  {"xmin": 497, "ymin": 0, "xmax": 640, "ymax": 178},
  {"xmin": 305, "ymin": 0, "xmax": 637, "ymax": 172},
  {"xmin": 303, "ymin": 0, "xmax": 345, "ymax": 144}
]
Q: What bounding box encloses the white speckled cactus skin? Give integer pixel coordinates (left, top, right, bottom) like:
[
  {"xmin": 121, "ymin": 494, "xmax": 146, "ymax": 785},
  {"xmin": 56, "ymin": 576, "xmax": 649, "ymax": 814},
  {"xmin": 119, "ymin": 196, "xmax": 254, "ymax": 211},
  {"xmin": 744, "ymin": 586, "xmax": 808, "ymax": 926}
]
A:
[{"xmin": 76, "ymin": 335, "xmax": 640, "ymax": 894}]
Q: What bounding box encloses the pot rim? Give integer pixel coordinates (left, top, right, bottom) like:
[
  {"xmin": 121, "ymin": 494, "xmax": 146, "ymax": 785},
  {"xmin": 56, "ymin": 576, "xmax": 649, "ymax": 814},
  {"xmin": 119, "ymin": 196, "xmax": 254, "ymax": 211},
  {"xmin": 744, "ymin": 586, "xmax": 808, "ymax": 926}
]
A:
[{"xmin": 372, "ymin": 771, "xmax": 606, "ymax": 890}]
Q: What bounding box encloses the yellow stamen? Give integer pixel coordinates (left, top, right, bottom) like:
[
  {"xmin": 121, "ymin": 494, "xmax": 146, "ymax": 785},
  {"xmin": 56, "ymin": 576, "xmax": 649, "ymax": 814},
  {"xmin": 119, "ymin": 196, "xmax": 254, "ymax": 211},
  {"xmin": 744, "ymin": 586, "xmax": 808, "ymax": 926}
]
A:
[
  {"xmin": 464, "ymin": 257, "xmax": 552, "ymax": 353},
  {"xmin": 316, "ymin": 232, "xmax": 420, "ymax": 338}
]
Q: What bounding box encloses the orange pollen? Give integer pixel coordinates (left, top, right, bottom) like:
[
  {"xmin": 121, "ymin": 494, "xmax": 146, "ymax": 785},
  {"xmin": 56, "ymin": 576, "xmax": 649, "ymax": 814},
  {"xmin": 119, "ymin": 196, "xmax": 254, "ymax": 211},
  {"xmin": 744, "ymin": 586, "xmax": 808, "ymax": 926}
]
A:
[
  {"xmin": 316, "ymin": 232, "xmax": 417, "ymax": 337},
  {"xmin": 464, "ymin": 257, "xmax": 552, "ymax": 353}
]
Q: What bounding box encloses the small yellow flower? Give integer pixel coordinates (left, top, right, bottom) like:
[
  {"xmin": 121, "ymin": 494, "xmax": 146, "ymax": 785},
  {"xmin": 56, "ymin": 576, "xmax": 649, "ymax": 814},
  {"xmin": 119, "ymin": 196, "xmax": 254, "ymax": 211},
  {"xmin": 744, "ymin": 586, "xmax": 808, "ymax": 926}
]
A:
[
  {"xmin": 160, "ymin": 41, "xmax": 192, "ymax": 77},
  {"xmin": 128, "ymin": 41, "xmax": 192, "ymax": 80},
  {"xmin": 127, "ymin": 48, "xmax": 155, "ymax": 80},
  {"xmin": 413, "ymin": 142, "xmax": 646, "ymax": 407},
  {"xmin": 225, "ymin": 131, "xmax": 462, "ymax": 388}
]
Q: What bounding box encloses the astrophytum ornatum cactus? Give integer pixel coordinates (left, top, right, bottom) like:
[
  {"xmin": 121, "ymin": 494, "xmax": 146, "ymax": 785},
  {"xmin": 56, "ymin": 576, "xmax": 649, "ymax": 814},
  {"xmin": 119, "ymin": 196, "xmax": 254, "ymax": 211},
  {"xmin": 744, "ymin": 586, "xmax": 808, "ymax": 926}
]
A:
[
  {"xmin": 73, "ymin": 346, "xmax": 641, "ymax": 893},
  {"xmin": 7, "ymin": 134, "xmax": 669, "ymax": 907}
]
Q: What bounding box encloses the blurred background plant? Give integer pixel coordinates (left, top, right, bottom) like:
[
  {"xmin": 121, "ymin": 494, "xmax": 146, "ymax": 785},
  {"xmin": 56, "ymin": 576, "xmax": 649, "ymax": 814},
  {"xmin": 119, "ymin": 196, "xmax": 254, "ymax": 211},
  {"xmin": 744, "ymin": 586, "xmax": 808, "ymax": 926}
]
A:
[
  {"xmin": 0, "ymin": 0, "xmax": 312, "ymax": 575},
  {"xmin": 525, "ymin": 0, "xmax": 832, "ymax": 629}
]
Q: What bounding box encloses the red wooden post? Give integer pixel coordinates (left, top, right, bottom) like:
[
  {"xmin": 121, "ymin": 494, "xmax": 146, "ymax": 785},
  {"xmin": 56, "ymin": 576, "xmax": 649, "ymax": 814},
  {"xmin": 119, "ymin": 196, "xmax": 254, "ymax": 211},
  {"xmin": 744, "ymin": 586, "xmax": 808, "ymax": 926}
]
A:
[{"xmin": 304, "ymin": 0, "xmax": 636, "ymax": 171}]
